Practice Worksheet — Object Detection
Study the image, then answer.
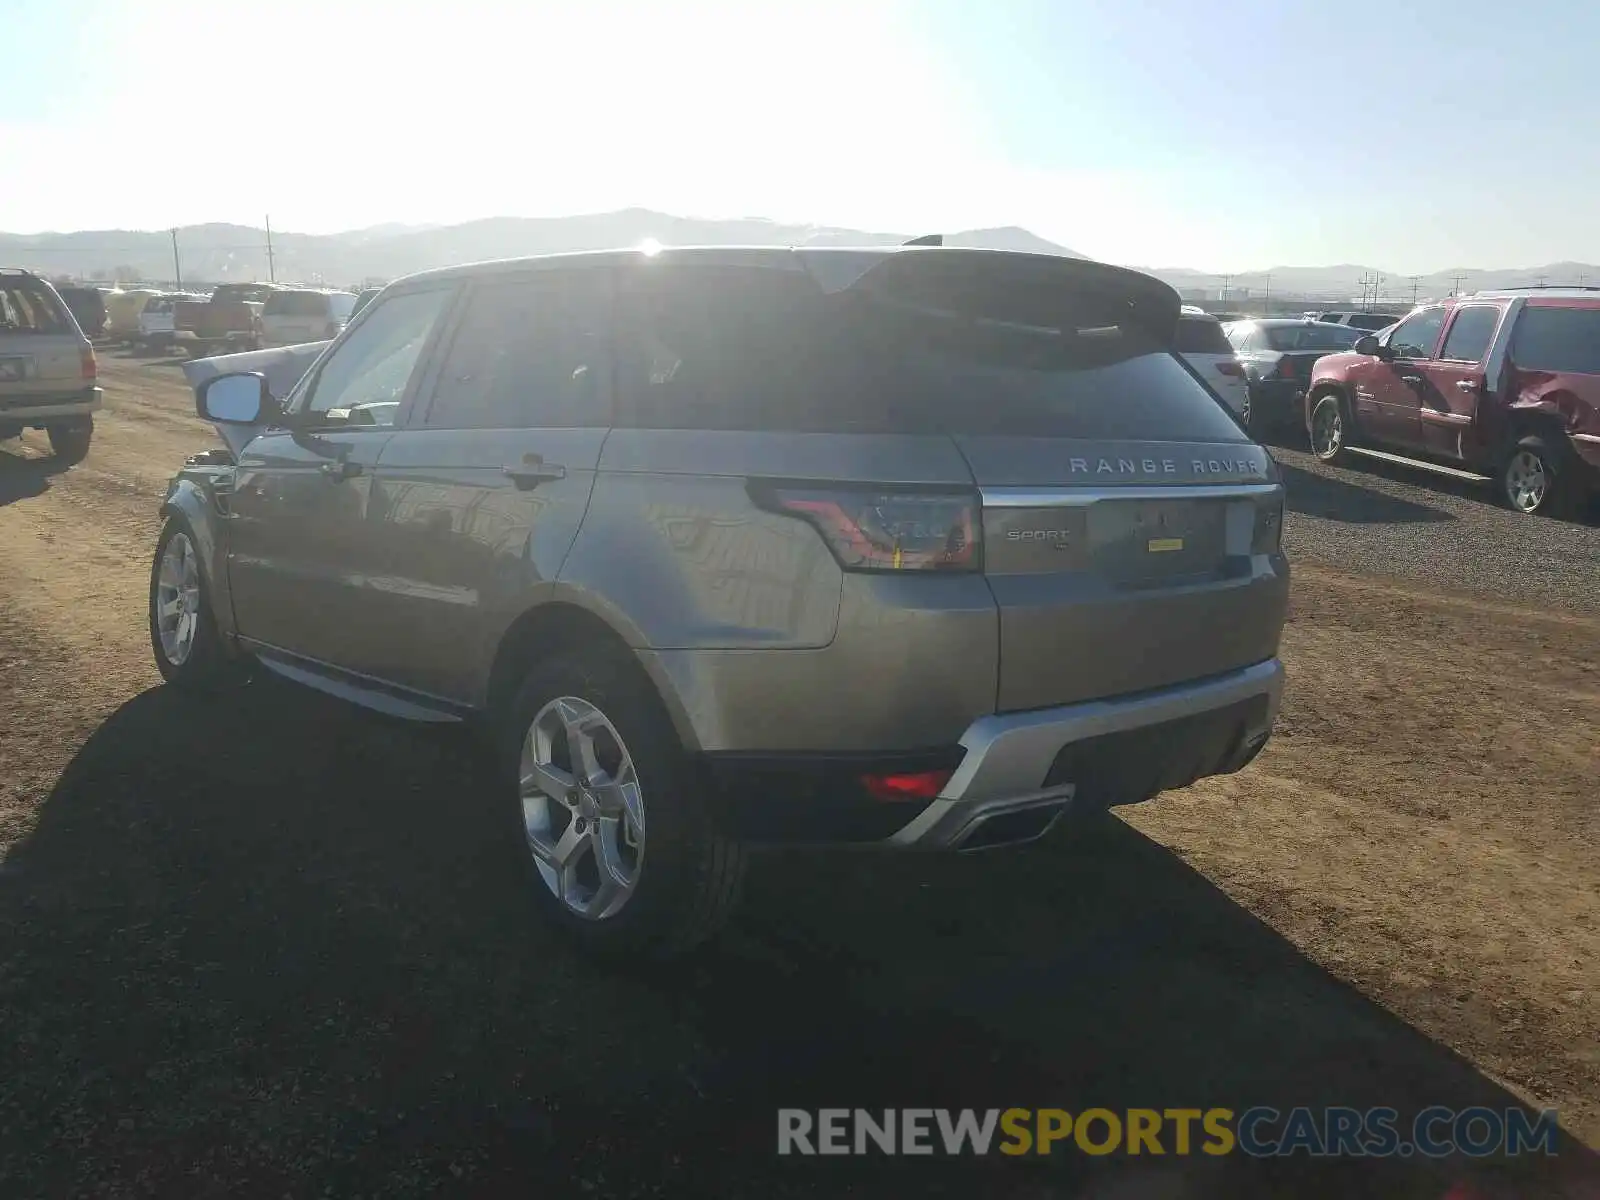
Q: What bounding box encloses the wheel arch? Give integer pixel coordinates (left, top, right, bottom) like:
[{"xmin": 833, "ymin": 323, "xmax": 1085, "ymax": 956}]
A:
[
  {"xmin": 159, "ymin": 478, "xmax": 239, "ymax": 644},
  {"xmin": 484, "ymin": 596, "xmax": 703, "ymax": 753}
]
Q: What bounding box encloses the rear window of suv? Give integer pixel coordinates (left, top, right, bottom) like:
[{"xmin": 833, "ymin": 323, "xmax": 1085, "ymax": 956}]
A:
[
  {"xmin": 264, "ymin": 291, "xmax": 333, "ymax": 317},
  {"xmin": 0, "ymin": 280, "xmax": 71, "ymax": 335},
  {"xmin": 1175, "ymin": 316, "xmax": 1233, "ymax": 354},
  {"xmin": 617, "ymin": 265, "xmax": 1246, "ymax": 439},
  {"xmin": 1510, "ymin": 305, "xmax": 1600, "ymax": 375}
]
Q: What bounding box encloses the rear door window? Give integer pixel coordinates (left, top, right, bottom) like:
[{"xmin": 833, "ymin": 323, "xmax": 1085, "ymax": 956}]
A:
[
  {"xmin": 1437, "ymin": 305, "xmax": 1500, "ymax": 363},
  {"xmin": 616, "ymin": 264, "xmax": 1245, "ymax": 439},
  {"xmin": 1509, "ymin": 305, "xmax": 1600, "ymax": 374},
  {"xmin": 423, "ymin": 273, "xmax": 612, "ymax": 429}
]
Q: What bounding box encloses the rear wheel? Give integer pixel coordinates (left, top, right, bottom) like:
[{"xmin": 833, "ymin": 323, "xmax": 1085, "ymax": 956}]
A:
[
  {"xmin": 47, "ymin": 418, "xmax": 92, "ymax": 464},
  {"xmin": 1309, "ymin": 391, "xmax": 1350, "ymax": 463},
  {"xmin": 1497, "ymin": 434, "xmax": 1574, "ymax": 517},
  {"xmin": 500, "ymin": 647, "xmax": 745, "ymax": 959}
]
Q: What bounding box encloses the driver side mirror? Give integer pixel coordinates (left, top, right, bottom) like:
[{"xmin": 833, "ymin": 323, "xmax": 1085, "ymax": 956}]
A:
[
  {"xmin": 1353, "ymin": 334, "xmax": 1394, "ymax": 360},
  {"xmin": 197, "ymin": 372, "xmax": 279, "ymax": 424}
]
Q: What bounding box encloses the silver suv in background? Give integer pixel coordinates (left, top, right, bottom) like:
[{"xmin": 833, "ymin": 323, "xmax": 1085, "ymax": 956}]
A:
[
  {"xmin": 1177, "ymin": 306, "xmax": 1250, "ymax": 425},
  {"xmin": 0, "ymin": 268, "xmax": 100, "ymax": 461},
  {"xmin": 152, "ymin": 246, "xmax": 1289, "ymax": 958}
]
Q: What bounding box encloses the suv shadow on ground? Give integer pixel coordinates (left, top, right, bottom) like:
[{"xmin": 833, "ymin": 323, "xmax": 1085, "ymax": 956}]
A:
[
  {"xmin": 1, "ymin": 677, "xmax": 1593, "ymax": 1197},
  {"xmin": 0, "ymin": 445, "xmax": 71, "ymax": 507},
  {"xmin": 1275, "ymin": 461, "xmax": 1457, "ymax": 526}
]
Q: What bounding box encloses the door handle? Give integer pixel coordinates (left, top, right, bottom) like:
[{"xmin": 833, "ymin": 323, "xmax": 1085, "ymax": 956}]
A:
[
  {"xmin": 1455, "ymin": 379, "xmax": 1481, "ymax": 393},
  {"xmin": 502, "ymin": 455, "xmax": 567, "ymax": 489},
  {"xmin": 320, "ymin": 459, "xmax": 363, "ymax": 481},
  {"xmin": 1398, "ymin": 373, "xmax": 1424, "ymax": 386}
]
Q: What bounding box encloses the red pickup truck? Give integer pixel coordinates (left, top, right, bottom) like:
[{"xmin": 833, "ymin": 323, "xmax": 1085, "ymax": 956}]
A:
[
  {"xmin": 1305, "ymin": 288, "xmax": 1600, "ymax": 516},
  {"xmin": 172, "ymin": 282, "xmax": 281, "ymax": 357}
]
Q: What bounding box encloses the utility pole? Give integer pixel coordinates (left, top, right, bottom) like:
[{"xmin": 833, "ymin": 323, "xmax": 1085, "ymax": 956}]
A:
[
  {"xmin": 1409, "ymin": 275, "xmax": 1421, "ymax": 305},
  {"xmin": 265, "ymin": 214, "xmax": 277, "ymax": 283},
  {"xmin": 170, "ymin": 228, "xmax": 182, "ymax": 290},
  {"xmin": 1262, "ymin": 273, "xmax": 1271, "ymax": 313},
  {"xmin": 1536, "ymin": 274, "xmax": 1548, "ymax": 287},
  {"xmin": 1219, "ymin": 274, "xmax": 1231, "ymax": 304},
  {"xmin": 1451, "ymin": 273, "xmax": 1466, "ymax": 298}
]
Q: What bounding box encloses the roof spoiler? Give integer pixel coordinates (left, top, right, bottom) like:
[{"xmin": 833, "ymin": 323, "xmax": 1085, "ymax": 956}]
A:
[
  {"xmin": 822, "ymin": 249, "xmax": 1182, "ymax": 344},
  {"xmin": 902, "ymin": 233, "xmax": 943, "ymax": 247}
]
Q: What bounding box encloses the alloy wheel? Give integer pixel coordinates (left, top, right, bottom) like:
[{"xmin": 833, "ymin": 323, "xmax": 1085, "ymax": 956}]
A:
[
  {"xmin": 518, "ymin": 696, "xmax": 646, "ymax": 920},
  {"xmin": 1313, "ymin": 399, "xmax": 1343, "ymax": 458},
  {"xmin": 154, "ymin": 532, "xmax": 202, "ymax": 666},
  {"xmin": 1504, "ymin": 450, "xmax": 1547, "ymax": 512}
]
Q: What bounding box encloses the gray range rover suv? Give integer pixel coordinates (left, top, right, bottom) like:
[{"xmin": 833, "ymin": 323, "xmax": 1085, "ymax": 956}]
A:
[{"xmin": 152, "ymin": 246, "xmax": 1288, "ymax": 956}]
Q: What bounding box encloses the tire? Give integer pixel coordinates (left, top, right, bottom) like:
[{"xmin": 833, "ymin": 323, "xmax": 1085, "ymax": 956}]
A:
[
  {"xmin": 1308, "ymin": 391, "xmax": 1351, "ymax": 463},
  {"xmin": 149, "ymin": 515, "xmax": 238, "ymax": 689},
  {"xmin": 47, "ymin": 419, "xmax": 93, "ymax": 464},
  {"xmin": 499, "ymin": 646, "xmax": 745, "ymax": 959},
  {"xmin": 1496, "ymin": 434, "xmax": 1575, "ymax": 517}
]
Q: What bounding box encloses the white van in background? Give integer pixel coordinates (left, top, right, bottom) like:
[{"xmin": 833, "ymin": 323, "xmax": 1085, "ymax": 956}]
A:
[{"xmin": 258, "ymin": 289, "xmax": 358, "ymax": 347}]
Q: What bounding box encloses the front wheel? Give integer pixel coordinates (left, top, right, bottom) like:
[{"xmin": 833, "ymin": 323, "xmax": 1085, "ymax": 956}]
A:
[
  {"xmin": 47, "ymin": 419, "xmax": 92, "ymax": 464},
  {"xmin": 500, "ymin": 648, "xmax": 745, "ymax": 959},
  {"xmin": 1309, "ymin": 392, "xmax": 1350, "ymax": 463},
  {"xmin": 149, "ymin": 516, "xmax": 236, "ymax": 688},
  {"xmin": 1497, "ymin": 434, "xmax": 1574, "ymax": 517}
]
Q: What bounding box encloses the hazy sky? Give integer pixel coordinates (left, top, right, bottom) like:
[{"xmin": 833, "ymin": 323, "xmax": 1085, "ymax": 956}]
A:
[{"xmin": 4, "ymin": 0, "xmax": 1598, "ymax": 272}]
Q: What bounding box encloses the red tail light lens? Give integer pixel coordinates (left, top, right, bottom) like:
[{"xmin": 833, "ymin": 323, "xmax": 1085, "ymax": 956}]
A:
[
  {"xmin": 861, "ymin": 768, "xmax": 953, "ymax": 801},
  {"xmin": 1275, "ymin": 355, "xmax": 1296, "ymax": 380},
  {"xmin": 756, "ymin": 485, "xmax": 981, "ymax": 572},
  {"xmin": 80, "ymin": 346, "xmax": 97, "ymax": 381},
  {"xmin": 1216, "ymin": 360, "xmax": 1244, "ymax": 377}
]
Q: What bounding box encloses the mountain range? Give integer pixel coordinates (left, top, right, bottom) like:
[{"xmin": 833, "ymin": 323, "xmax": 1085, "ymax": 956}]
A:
[{"xmin": 3, "ymin": 210, "xmax": 1595, "ymax": 302}]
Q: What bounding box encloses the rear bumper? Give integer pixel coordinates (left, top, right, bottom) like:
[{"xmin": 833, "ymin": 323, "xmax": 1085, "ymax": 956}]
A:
[
  {"xmin": 701, "ymin": 658, "xmax": 1284, "ymax": 850},
  {"xmin": 889, "ymin": 657, "xmax": 1283, "ymax": 848},
  {"xmin": 1570, "ymin": 432, "xmax": 1600, "ymax": 478},
  {"xmin": 0, "ymin": 388, "xmax": 102, "ymax": 423},
  {"xmin": 1248, "ymin": 379, "xmax": 1305, "ymax": 418}
]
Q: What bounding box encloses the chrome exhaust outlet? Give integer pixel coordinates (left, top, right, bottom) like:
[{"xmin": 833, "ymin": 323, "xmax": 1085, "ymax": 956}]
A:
[{"xmin": 953, "ymin": 800, "xmax": 1071, "ymax": 852}]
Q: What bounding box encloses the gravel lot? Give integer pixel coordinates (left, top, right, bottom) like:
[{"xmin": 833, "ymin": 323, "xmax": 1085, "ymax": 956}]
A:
[
  {"xmin": 1274, "ymin": 442, "xmax": 1600, "ymax": 615},
  {"xmin": 0, "ymin": 351, "xmax": 1596, "ymax": 1197}
]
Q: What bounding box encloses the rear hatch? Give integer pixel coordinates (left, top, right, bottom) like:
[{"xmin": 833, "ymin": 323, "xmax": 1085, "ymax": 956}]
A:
[
  {"xmin": 827, "ymin": 251, "xmax": 1288, "ymax": 711},
  {"xmin": 261, "ymin": 291, "xmax": 336, "ymax": 343},
  {"xmin": 0, "ymin": 276, "xmax": 91, "ymax": 408}
]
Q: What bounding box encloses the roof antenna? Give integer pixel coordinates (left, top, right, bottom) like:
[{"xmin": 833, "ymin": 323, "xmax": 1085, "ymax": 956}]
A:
[{"xmin": 902, "ymin": 233, "xmax": 943, "ymax": 247}]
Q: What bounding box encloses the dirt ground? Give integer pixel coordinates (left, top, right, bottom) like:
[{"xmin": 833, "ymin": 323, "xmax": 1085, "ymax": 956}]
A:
[{"xmin": 0, "ymin": 350, "xmax": 1596, "ymax": 1197}]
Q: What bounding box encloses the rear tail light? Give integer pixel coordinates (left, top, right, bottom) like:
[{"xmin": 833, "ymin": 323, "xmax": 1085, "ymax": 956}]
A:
[
  {"xmin": 755, "ymin": 484, "xmax": 981, "ymax": 572},
  {"xmin": 1275, "ymin": 355, "xmax": 1296, "ymax": 380},
  {"xmin": 1216, "ymin": 360, "xmax": 1244, "ymax": 377},
  {"xmin": 861, "ymin": 768, "xmax": 954, "ymax": 802},
  {"xmin": 80, "ymin": 346, "xmax": 96, "ymax": 382}
]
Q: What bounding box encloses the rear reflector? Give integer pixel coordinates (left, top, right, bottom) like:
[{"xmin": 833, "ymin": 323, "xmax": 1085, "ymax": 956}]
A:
[
  {"xmin": 80, "ymin": 347, "xmax": 96, "ymax": 381},
  {"xmin": 755, "ymin": 485, "xmax": 981, "ymax": 572},
  {"xmin": 861, "ymin": 769, "xmax": 954, "ymax": 801},
  {"xmin": 1216, "ymin": 360, "xmax": 1244, "ymax": 377}
]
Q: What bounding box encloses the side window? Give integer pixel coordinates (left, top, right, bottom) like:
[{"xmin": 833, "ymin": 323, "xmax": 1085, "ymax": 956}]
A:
[
  {"xmin": 297, "ymin": 287, "xmax": 452, "ymax": 427},
  {"xmin": 1437, "ymin": 306, "xmax": 1500, "ymax": 363},
  {"xmin": 424, "ymin": 273, "xmax": 610, "ymax": 429},
  {"xmin": 1388, "ymin": 307, "xmax": 1446, "ymax": 359},
  {"xmin": 1509, "ymin": 305, "xmax": 1600, "ymax": 374}
]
